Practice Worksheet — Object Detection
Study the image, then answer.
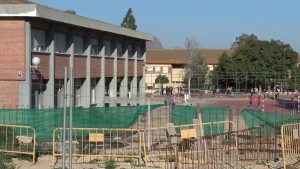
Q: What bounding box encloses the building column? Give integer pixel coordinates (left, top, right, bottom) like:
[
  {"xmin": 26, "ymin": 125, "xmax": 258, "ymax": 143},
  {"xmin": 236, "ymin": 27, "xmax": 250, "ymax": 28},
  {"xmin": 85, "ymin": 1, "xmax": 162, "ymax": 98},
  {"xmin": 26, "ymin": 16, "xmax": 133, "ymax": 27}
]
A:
[
  {"xmin": 130, "ymin": 48, "xmax": 138, "ymax": 106},
  {"xmin": 42, "ymin": 29, "xmax": 55, "ymax": 108},
  {"xmin": 120, "ymin": 44, "xmax": 128, "ymax": 106},
  {"xmin": 95, "ymin": 41, "xmax": 105, "ymax": 107},
  {"xmin": 66, "ymin": 34, "xmax": 74, "ymax": 107},
  {"xmin": 139, "ymin": 46, "xmax": 146, "ymax": 105},
  {"xmin": 19, "ymin": 22, "xmax": 31, "ymax": 108},
  {"xmin": 109, "ymin": 42, "xmax": 117, "ymax": 107},
  {"xmin": 80, "ymin": 38, "xmax": 91, "ymax": 108}
]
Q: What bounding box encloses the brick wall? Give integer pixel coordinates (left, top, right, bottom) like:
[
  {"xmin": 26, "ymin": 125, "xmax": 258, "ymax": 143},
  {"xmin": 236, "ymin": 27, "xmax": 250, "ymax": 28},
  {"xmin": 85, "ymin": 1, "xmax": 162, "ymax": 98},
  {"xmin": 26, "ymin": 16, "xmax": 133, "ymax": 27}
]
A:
[
  {"xmin": 0, "ymin": 81, "xmax": 19, "ymax": 107},
  {"xmin": 105, "ymin": 58, "xmax": 114, "ymax": 77},
  {"xmin": 74, "ymin": 56, "xmax": 86, "ymax": 78},
  {"xmin": 137, "ymin": 60, "xmax": 144, "ymax": 76},
  {"xmin": 91, "ymin": 57, "xmax": 101, "ymax": 78},
  {"xmin": 55, "ymin": 55, "xmax": 70, "ymax": 79},
  {"xmin": 128, "ymin": 60, "xmax": 135, "ymax": 76},
  {"xmin": 117, "ymin": 59, "xmax": 125, "ymax": 77},
  {"xmin": 0, "ymin": 20, "xmax": 25, "ymax": 106},
  {"xmin": 0, "ymin": 20, "xmax": 25, "ymax": 80}
]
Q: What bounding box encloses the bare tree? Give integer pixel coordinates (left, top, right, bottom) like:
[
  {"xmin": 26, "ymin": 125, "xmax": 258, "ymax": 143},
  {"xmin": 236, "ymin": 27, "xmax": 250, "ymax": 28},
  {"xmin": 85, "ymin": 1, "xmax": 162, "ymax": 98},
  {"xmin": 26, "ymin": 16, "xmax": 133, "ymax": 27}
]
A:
[{"xmin": 185, "ymin": 37, "xmax": 208, "ymax": 99}]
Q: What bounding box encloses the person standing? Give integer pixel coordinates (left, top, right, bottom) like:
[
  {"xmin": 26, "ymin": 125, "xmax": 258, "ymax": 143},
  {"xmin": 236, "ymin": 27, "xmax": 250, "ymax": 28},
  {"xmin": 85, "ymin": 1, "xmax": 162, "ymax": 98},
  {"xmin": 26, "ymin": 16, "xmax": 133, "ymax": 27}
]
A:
[
  {"xmin": 257, "ymin": 96, "xmax": 262, "ymax": 107},
  {"xmin": 249, "ymin": 94, "xmax": 254, "ymax": 106},
  {"xmin": 290, "ymin": 98, "xmax": 295, "ymax": 114}
]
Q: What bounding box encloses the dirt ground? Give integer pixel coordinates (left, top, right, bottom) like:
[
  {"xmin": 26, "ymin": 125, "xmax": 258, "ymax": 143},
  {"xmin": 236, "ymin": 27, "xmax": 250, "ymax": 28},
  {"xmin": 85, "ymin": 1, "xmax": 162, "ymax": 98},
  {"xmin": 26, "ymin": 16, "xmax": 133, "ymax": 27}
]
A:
[{"xmin": 10, "ymin": 95, "xmax": 300, "ymax": 169}]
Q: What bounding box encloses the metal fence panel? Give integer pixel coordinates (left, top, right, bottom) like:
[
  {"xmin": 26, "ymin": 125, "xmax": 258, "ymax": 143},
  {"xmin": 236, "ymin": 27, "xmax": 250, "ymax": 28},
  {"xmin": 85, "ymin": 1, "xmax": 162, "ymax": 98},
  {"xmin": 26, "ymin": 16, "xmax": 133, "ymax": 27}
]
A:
[
  {"xmin": 281, "ymin": 123, "xmax": 300, "ymax": 169},
  {"xmin": 0, "ymin": 124, "xmax": 36, "ymax": 163},
  {"xmin": 142, "ymin": 121, "xmax": 239, "ymax": 169},
  {"xmin": 52, "ymin": 128, "xmax": 143, "ymax": 164}
]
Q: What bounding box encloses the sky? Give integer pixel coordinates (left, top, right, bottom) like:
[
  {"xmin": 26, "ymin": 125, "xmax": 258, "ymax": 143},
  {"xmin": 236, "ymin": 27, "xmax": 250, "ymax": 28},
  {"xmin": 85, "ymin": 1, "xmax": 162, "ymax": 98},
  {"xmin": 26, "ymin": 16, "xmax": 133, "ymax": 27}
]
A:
[{"xmin": 32, "ymin": 0, "xmax": 300, "ymax": 53}]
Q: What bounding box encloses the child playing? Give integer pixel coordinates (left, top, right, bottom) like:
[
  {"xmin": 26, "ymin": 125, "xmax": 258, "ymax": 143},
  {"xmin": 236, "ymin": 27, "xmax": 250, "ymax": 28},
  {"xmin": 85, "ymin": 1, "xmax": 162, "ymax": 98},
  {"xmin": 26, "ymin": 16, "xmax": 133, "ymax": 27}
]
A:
[{"xmin": 257, "ymin": 96, "xmax": 262, "ymax": 107}]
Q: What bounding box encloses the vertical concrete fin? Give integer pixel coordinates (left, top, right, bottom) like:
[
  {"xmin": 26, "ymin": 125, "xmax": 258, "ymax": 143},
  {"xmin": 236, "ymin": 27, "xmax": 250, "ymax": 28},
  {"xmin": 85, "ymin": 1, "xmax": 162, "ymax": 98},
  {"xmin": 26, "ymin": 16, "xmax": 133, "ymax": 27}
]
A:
[{"xmin": 19, "ymin": 21, "xmax": 31, "ymax": 108}]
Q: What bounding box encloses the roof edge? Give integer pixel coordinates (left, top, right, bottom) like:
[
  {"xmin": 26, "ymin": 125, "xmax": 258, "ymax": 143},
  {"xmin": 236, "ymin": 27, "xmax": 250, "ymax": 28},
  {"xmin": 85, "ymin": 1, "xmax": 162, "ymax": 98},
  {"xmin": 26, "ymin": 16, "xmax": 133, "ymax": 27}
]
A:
[{"xmin": 0, "ymin": 4, "xmax": 153, "ymax": 41}]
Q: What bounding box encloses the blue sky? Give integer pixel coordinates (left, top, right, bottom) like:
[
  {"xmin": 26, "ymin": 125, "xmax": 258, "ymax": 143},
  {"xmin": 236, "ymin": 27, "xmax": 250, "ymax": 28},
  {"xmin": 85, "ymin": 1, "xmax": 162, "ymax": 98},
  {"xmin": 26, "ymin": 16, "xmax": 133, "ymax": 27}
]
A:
[{"xmin": 32, "ymin": 0, "xmax": 300, "ymax": 52}]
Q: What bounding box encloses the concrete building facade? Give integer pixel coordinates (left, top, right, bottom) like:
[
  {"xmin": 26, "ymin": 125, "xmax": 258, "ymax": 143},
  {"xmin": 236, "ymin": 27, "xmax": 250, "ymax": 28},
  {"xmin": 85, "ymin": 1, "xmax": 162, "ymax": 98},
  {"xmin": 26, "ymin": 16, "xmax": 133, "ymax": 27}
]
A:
[{"xmin": 0, "ymin": 3, "xmax": 153, "ymax": 108}]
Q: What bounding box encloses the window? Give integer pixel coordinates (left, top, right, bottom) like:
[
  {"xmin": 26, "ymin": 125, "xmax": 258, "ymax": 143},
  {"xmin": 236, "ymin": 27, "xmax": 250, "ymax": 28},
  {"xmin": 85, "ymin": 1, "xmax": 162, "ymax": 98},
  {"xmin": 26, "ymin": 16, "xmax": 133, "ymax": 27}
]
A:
[
  {"xmin": 74, "ymin": 35, "xmax": 84, "ymax": 54},
  {"xmin": 145, "ymin": 66, "xmax": 153, "ymax": 73},
  {"xmin": 136, "ymin": 46, "xmax": 142, "ymax": 58},
  {"xmin": 154, "ymin": 67, "xmax": 161, "ymax": 73},
  {"xmin": 128, "ymin": 44, "xmax": 133, "ymax": 58},
  {"xmin": 91, "ymin": 88, "xmax": 96, "ymax": 104},
  {"xmin": 75, "ymin": 89, "xmax": 81, "ymax": 106},
  {"xmin": 162, "ymin": 67, "xmax": 169, "ymax": 74},
  {"xmin": 104, "ymin": 40, "xmax": 111, "ymax": 56},
  {"xmin": 117, "ymin": 42, "xmax": 123, "ymax": 57},
  {"xmin": 54, "ymin": 32, "xmax": 67, "ymax": 53},
  {"xmin": 32, "ymin": 29, "xmax": 46, "ymax": 52},
  {"xmin": 146, "ymin": 84, "xmax": 153, "ymax": 90},
  {"xmin": 90, "ymin": 38, "xmax": 99, "ymax": 55}
]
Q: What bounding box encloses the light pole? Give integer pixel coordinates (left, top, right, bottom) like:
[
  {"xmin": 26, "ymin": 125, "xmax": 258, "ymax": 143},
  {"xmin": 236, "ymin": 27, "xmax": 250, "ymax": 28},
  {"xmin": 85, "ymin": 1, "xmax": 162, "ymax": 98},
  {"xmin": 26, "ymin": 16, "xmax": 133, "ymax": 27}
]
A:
[{"xmin": 30, "ymin": 57, "xmax": 40, "ymax": 109}]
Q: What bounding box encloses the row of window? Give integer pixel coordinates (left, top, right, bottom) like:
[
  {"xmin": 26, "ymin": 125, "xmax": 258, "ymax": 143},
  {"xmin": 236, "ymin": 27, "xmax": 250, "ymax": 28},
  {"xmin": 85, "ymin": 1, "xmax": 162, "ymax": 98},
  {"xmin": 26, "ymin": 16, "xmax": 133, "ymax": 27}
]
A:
[
  {"xmin": 31, "ymin": 28, "xmax": 143, "ymax": 57},
  {"xmin": 145, "ymin": 66, "xmax": 169, "ymax": 74}
]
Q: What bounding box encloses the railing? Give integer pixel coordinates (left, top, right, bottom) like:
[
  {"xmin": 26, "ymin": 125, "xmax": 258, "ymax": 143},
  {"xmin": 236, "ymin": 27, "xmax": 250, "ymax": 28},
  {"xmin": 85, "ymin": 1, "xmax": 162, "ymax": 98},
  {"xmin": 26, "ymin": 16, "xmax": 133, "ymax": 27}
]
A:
[
  {"xmin": 52, "ymin": 128, "xmax": 143, "ymax": 164},
  {"xmin": 142, "ymin": 121, "xmax": 239, "ymax": 168},
  {"xmin": 281, "ymin": 122, "xmax": 300, "ymax": 169},
  {"xmin": 0, "ymin": 124, "xmax": 36, "ymax": 163}
]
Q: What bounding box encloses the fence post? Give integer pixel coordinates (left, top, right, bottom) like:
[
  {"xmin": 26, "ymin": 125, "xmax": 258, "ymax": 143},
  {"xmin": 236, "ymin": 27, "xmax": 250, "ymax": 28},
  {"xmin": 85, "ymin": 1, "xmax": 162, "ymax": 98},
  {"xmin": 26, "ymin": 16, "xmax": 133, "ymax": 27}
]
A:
[
  {"xmin": 62, "ymin": 67, "xmax": 67, "ymax": 169},
  {"xmin": 196, "ymin": 103, "xmax": 200, "ymax": 119},
  {"xmin": 69, "ymin": 66, "xmax": 74, "ymax": 169},
  {"xmin": 147, "ymin": 99, "xmax": 151, "ymax": 151},
  {"xmin": 262, "ymin": 98, "xmax": 265, "ymax": 112},
  {"xmin": 229, "ymin": 107, "xmax": 233, "ymax": 132}
]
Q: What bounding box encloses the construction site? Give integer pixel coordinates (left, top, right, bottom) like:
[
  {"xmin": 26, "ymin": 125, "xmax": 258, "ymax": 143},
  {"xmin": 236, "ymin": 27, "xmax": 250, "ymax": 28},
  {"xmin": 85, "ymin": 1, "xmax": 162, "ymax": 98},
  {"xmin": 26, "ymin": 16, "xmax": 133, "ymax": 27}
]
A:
[
  {"xmin": 0, "ymin": 1, "xmax": 299, "ymax": 169},
  {"xmin": 0, "ymin": 92, "xmax": 300, "ymax": 169}
]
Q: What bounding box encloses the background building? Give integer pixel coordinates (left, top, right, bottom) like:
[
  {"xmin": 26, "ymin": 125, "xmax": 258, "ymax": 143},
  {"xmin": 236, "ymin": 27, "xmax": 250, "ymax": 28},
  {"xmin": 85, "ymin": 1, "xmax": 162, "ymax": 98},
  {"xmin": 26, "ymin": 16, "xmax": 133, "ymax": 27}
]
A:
[
  {"xmin": 145, "ymin": 49, "xmax": 232, "ymax": 94},
  {"xmin": 0, "ymin": 2, "xmax": 153, "ymax": 108}
]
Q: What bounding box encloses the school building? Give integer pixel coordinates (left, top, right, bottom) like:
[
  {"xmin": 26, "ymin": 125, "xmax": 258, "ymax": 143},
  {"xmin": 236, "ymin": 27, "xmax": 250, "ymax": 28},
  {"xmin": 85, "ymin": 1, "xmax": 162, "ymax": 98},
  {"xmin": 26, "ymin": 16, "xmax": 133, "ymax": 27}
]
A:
[
  {"xmin": 145, "ymin": 49, "xmax": 232, "ymax": 94},
  {"xmin": 0, "ymin": 1, "xmax": 153, "ymax": 108}
]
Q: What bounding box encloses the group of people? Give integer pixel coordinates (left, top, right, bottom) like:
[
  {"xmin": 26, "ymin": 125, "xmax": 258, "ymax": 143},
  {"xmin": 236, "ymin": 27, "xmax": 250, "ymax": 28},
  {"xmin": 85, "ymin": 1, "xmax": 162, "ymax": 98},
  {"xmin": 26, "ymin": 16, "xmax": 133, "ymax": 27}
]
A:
[
  {"xmin": 160, "ymin": 86, "xmax": 174, "ymax": 95},
  {"xmin": 248, "ymin": 94, "xmax": 263, "ymax": 107},
  {"xmin": 212, "ymin": 87, "xmax": 220, "ymax": 97},
  {"xmin": 211, "ymin": 86, "xmax": 233, "ymax": 97}
]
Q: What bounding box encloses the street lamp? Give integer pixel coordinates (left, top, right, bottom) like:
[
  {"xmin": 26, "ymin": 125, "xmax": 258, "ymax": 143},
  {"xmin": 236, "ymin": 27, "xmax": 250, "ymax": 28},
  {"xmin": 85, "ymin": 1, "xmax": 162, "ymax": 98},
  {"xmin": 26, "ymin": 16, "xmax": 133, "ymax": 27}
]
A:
[
  {"xmin": 30, "ymin": 56, "xmax": 41, "ymax": 109},
  {"xmin": 31, "ymin": 56, "xmax": 40, "ymax": 68}
]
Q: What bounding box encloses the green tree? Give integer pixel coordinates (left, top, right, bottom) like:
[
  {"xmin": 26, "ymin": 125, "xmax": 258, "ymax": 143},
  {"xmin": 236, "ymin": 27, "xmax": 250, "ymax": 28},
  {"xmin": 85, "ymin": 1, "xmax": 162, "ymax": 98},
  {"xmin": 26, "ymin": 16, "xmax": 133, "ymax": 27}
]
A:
[
  {"xmin": 211, "ymin": 52, "xmax": 233, "ymax": 89},
  {"xmin": 288, "ymin": 67, "xmax": 300, "ymax": 90},
  {"xmin": 155, "ymin": 74, "xmax": 169, "ymax": 85},
  {"xmin": 121, "ymin": 8, "xmax": 137, "ymax": 30},
  {"xmin": 212, "ymin": 34, "xmax": 298, "ymax": 92}
]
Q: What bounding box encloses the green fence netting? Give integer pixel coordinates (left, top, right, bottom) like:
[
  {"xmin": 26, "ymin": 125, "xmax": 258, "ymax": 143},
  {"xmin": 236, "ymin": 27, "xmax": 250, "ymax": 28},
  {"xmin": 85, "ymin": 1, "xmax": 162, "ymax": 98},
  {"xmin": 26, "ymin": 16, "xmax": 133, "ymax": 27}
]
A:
[
  {"xmin": 172, "ymin": 105, "xmax": 228, "ymax": 136},
  {"xmin": 240, "ymin": 109, "xmax": 300, "ymax": 136},
  {"xmin": 0, "ymin": 105, "xmax": 163, "ymax": 143}
]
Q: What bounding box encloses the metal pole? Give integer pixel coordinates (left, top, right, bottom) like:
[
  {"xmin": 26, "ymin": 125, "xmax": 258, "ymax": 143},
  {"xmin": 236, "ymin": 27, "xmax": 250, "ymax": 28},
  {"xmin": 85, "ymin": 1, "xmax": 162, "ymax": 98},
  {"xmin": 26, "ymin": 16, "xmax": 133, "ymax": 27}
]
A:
[
  {"xmin": 147, "ymin": 99, "xmax": 151, "ymax": 151},
  {"xmin": 188, "ymin": 75, "xmax": 191, "ymax": 100},
  {"xmin": 235, "ymin": 70, "xmax": 238, "ymax": 93},
  {"xmin": 62, "ymin": 67, "xmax": 67, "ymax": 169},
  {"xmin": 69, "ymin": 66, "xmax": 73, "ymax": 169}
]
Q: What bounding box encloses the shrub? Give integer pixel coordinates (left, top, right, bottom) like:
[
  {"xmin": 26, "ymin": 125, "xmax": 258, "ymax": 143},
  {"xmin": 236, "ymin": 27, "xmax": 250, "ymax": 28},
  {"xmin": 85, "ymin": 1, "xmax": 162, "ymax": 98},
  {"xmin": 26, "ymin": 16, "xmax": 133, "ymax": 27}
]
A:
[
  {"xmin": 104, "ymin": 158, "xmax": 116, "ymax": 169},
  {"xmin": 0, "ymin": 153, "xmax": 15, "ymax": 169}
]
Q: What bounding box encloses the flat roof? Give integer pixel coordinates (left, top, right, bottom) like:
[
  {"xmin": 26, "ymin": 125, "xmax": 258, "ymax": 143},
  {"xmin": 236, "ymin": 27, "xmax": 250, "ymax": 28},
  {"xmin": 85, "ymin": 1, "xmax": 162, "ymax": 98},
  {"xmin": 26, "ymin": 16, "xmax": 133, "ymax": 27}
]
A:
[{"xmin": 0, "ymin": 3, "xmax": 153, "ymax": 41}]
